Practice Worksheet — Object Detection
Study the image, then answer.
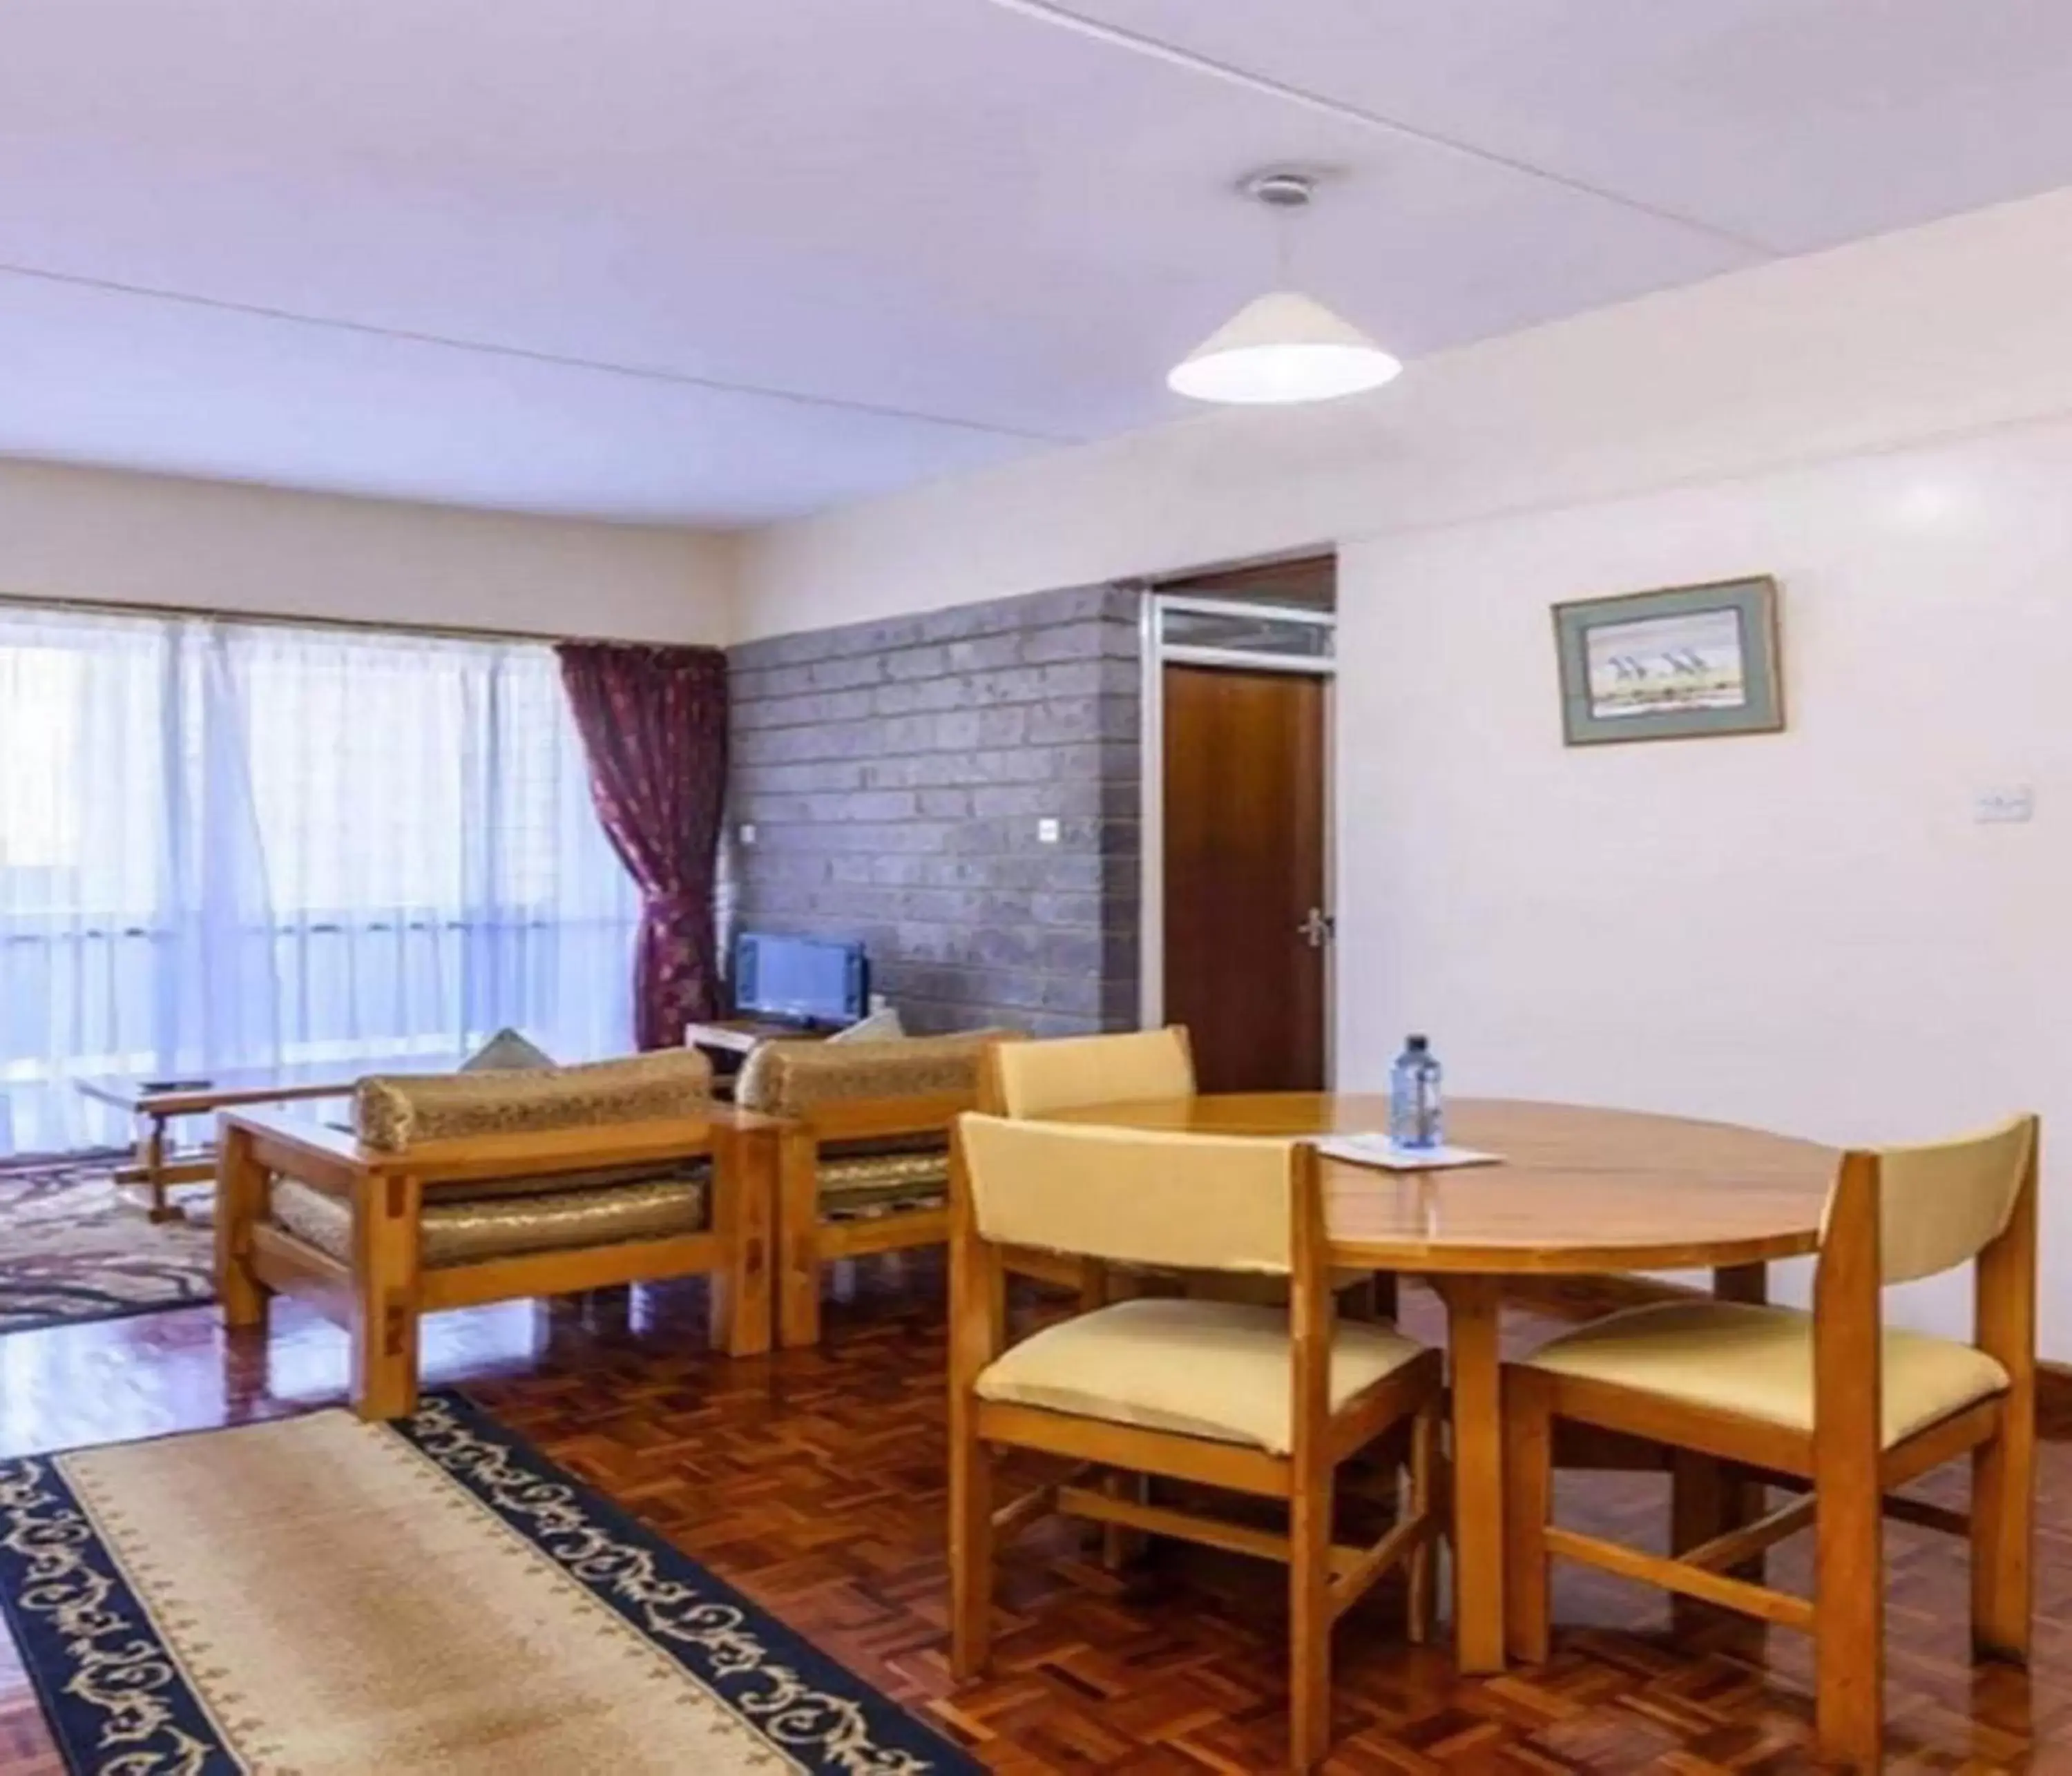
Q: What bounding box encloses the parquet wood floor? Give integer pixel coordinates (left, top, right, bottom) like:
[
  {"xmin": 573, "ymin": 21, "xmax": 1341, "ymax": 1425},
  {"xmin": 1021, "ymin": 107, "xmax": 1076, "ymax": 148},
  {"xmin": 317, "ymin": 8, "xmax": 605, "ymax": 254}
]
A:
[{"xmin": 1, "ymin": 1259, "xmax": 2065, "ymax": 1773}]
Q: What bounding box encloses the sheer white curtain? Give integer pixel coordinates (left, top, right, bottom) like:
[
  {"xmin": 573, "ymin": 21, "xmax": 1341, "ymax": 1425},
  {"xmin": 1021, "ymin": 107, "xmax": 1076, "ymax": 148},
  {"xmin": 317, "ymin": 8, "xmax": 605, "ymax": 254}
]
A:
[{"xmin": 0, "ymin": 604, "xmax": 636, "ymax": 1155}]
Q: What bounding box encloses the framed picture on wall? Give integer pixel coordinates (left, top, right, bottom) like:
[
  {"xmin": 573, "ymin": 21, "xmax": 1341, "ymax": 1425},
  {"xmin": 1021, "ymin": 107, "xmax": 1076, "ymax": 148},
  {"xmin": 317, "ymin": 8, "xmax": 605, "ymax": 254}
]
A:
[{"xmin": 1551, "ymin": 575, "xmax": 1783, "ymax": 746}]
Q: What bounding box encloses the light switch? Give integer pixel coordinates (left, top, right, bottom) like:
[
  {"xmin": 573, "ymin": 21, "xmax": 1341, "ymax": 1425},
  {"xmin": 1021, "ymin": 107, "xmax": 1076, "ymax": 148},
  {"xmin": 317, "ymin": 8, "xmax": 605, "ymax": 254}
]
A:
[
  {"xmin": 738, "ymin": 822, "xmax": 758, "ymax": 845},
  {"xmin": 1036, "ymin": 817, "xmax": 1061, "ymax": 844},
  {"xmin": 1973, "ymin": 786, "xmax": 2035, "ymax": 825}
]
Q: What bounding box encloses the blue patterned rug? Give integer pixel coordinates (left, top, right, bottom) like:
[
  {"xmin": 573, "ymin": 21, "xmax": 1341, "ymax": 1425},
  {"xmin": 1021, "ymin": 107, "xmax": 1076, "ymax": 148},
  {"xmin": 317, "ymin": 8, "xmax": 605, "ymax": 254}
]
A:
[
  {"xmin": 0, "ymin": 1391, "xmax": 981, "ymax": 1774},
  {"xmin": 0, "ymin": 1159, "xmax": 214, "ymax": 1335}
]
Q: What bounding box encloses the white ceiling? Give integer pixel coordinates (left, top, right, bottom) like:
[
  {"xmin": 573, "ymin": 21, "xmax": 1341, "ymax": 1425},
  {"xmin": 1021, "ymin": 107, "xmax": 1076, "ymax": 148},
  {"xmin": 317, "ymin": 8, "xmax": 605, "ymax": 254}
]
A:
[{"xmin": 5, "ymin": 0, "xmax": 2072, "ymax": 525}]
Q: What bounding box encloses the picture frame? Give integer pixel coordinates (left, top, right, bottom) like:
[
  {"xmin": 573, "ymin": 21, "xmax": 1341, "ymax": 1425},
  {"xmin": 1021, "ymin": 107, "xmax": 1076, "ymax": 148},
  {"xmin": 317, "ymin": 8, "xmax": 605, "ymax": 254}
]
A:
[{"xmin": 1551, "ymin": 575, "xmax": 1783, "ymax": 746}]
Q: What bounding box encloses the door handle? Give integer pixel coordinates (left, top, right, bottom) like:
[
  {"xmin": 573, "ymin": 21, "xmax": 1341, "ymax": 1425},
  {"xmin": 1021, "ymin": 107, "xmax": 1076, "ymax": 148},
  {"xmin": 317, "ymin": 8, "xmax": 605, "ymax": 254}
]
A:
[{"xmin": 1298, "ymin": 907, "xmax": 1336, "ymax": 948}]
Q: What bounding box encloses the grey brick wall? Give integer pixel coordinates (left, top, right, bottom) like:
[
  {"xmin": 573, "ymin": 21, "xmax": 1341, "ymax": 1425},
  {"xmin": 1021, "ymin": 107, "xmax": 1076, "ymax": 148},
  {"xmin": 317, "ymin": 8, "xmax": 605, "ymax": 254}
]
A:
[{"xmin": 727, "ymin": 585, "xmax": 1141, "ymax": 1036}]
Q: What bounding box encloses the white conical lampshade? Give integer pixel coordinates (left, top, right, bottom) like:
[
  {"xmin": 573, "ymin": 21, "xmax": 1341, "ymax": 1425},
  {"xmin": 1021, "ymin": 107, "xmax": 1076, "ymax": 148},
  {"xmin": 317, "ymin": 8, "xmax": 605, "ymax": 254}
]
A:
[{"xmin": 1167, "ymin": 290, "xmax": 1402, "ymax": 405}]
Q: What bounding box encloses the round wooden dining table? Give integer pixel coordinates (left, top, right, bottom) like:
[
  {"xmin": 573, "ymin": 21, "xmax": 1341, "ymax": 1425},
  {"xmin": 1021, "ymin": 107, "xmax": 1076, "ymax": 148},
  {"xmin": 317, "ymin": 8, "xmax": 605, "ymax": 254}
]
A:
[{"xmin": 1039, "ymin": 1094, "xmax": 1839, "ymax": 1673}]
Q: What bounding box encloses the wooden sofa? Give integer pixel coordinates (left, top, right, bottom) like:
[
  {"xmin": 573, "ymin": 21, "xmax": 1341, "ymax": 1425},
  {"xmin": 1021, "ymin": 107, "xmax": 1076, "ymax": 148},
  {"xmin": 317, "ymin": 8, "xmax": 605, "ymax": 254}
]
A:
[
  {"xmin": 740, "ymin": 1030, "xmax": 1088, "ymax": 1347},
  {"xmin": 215, "ymin": 1048, "xmax": 777, "ymax": 1418}
]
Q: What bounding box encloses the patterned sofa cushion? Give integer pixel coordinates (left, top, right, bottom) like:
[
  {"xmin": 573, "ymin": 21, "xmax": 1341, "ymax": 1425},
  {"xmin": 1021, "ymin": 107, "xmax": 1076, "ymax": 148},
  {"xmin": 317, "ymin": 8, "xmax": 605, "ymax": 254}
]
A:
[
  {"xmin": 733, "ymin": 1029, "xmax": 1013, "ymax": 1118},
  {"xmin": 817, "ymin": 1150, "xmax": 951, "ymax": 1222},
  {"xmin": 269, "ymin": 1171, "xmax": 709, "ymax": 1268},
  {"xmin": 355, "ymin": 1048, "xmax": 713, "ymax": 1151},
  {"xmin": 407, "ymin": 1161, "xmax": 709, "ymax": 1208}
]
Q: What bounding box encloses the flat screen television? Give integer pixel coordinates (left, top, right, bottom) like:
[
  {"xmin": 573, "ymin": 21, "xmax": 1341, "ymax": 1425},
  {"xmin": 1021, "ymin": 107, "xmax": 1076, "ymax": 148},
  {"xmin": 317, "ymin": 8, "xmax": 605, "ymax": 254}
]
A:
[{"xmin": 733, "ymin": 932, "xmax": 868, "ymax": 1027}]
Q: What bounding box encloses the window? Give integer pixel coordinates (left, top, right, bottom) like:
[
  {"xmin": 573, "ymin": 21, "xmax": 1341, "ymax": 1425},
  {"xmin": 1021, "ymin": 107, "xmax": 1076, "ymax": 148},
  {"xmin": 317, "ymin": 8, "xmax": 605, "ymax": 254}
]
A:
[
  {"xmin": 0, "ymin": 644, "xmax": 84, "ymax": 873},
  {"xmin": 0, "ymin": 605, "xmax": 636, "ymax": 1155}
]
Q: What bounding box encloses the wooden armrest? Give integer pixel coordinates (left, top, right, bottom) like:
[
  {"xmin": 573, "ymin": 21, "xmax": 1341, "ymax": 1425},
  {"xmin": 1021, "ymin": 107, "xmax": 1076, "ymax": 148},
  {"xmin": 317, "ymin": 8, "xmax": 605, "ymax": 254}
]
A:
[
  {"xmin": 219, "ymin": 1105, "xmax": 369, "ymax": 1193},
  {"xmin": 707, "ymin": 1101, "xmax": 787, "ymax": 1136},
  {"xmin": 225, "ymin": 1097, "xmax": 783, "ymax": 1191},
  {"xmin": 383, "ymin": 1106, "xmax": 778, "ymax": 1188},
  {"xmin": 220, "ymin": 1103, "xmax": 367, "ymax": 1162},
  {"xmin": 796, "ymin": 1091, "xmax": 973, "ymax": 1144}
]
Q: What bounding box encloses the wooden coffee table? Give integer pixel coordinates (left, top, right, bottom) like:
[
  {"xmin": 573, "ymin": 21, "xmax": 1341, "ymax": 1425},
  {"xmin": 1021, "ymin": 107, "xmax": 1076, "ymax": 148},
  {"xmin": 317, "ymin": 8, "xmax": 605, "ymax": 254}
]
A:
[{"xmin": 75, "ymin": 1054, "xmax": 468, "ymax": 1222}]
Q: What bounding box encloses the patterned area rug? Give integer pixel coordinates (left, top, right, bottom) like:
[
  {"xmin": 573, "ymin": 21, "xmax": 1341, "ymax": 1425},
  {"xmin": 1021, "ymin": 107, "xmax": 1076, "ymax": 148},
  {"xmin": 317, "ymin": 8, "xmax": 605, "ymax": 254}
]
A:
[
  {"xmin": 0, "ymin": 1391, "xmax": 980, "ymax": 1775},
  {"xmin": 0, "ymin": 1161, "xmax": 215, "ymax": 1335}
]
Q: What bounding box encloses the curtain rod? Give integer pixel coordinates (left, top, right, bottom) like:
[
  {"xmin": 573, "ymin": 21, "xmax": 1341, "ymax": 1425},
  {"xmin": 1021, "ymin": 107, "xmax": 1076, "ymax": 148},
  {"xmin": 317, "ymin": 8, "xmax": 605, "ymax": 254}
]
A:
[{"xmin": 0, "ymin": 586, "xmax": 682, "ymax": 650}]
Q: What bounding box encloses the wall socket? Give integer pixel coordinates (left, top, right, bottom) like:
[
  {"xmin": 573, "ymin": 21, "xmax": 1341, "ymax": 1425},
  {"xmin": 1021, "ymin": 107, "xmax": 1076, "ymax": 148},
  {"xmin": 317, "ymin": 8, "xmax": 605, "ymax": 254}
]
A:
[
  {"xmin": 1973, "ymin": 785, "xmax": 2035, "ymax": 825},
  {"xmin": 1036, "ymin": 817, "xmax": 1060, "ymax": 844}
]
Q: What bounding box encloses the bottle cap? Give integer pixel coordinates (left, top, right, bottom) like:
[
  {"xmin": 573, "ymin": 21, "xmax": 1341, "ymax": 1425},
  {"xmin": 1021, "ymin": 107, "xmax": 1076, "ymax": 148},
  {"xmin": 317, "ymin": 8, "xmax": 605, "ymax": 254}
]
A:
[{"xmin": 1406, "ymin": 1033, "xmax": 1429, "ymax": 1050}]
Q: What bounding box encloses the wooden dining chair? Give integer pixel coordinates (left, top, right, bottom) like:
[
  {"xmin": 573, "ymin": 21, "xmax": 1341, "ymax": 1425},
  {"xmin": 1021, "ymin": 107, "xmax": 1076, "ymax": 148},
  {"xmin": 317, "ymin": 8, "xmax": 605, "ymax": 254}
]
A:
[
  {"xmin": 975, "ymin": 1027, "xmax": 1200, "ymax": 1302},
  {"xmin": 948, "ymin": 1113, "xmax": 1443, "ymax": 1772},
  {"xmin": 981, "ymin": 1027, "xmax": 1392, "ymax": 1321},
  {"xmin": 979, "ymin": 1023, "xmax": 1198, "ymax": 1118},
  {"xmin": 1502, "ymin": 1114, "xmax": 2038, "ymax": 1770}
]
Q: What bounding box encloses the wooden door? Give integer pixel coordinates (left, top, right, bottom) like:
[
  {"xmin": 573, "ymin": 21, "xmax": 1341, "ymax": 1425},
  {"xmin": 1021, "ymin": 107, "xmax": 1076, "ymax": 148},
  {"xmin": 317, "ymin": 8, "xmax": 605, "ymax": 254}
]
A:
[{"xmin": 1162, "ymin": 664, "xmax": 1328, "ymax": 1093}]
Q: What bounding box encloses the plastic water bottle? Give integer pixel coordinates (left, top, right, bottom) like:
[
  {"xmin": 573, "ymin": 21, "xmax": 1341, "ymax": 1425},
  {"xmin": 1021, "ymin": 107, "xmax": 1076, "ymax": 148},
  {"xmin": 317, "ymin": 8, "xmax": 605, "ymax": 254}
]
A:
[{"xmin": 1388, "ymin": 1034, "xmax": 1443, "ymax": 1148}]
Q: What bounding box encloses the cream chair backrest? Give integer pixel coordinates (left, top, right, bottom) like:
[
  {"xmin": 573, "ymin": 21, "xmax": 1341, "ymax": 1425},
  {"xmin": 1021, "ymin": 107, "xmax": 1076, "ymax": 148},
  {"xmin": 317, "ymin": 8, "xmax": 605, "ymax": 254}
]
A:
[
  {"xmin": 988, "ymin": 1027, "xmax": 1194, "ymax": 1119},
  {"xmin": 958, "ymin": 1113, "xmax": 1294, "ymax": 1273},
  {"xmin": 1859, "ymin": 1114, "xmax": 2037, "ymax": 1286}
]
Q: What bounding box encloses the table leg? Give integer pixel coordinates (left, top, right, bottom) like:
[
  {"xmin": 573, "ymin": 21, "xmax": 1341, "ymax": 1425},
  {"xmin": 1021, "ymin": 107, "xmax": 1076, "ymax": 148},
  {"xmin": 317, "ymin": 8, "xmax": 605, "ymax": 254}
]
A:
[
  {"xmin": 137, "ymin": 1112, "xmax": 176, "ymax": 1223},
  {"xmin": 1716, "ymin": 1262, "xmax": 1770, "ymax": 1575},
  {"xmin": 1438, "ymin": 1272, "xmax": 1507, "ymax": 1674},
  {"xmin": 1670, "ymin": 1262, "xmax": 1771, "ymax": 1622},
  {"xmin": 1713, "ymin": 1261, "xmax": 1767, "ymax": 1306}
]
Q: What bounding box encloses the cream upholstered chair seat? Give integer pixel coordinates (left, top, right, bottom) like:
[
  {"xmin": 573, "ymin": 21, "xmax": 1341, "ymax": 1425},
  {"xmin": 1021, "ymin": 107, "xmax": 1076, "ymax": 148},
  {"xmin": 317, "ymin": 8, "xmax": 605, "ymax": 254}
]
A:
[
  {"xmin": 975, "ymin": 1295, "xmax": 1427, "ymax": 1457},
  {"xmin": 1523, "ymin": 1298, "xmax": 2009, "ymax": 1449},
  {"xmin": 1505, "ymin": 1114, "xmax": 2037, "ymax": 1773},
  {"xmin": 951, "ymin": 1112, "xmax": 1445, "ymax": 1770}
]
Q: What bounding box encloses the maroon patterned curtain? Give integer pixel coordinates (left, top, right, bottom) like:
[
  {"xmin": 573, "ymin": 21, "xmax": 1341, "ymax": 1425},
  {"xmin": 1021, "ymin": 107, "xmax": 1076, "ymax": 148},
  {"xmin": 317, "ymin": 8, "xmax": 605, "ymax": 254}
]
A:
[{"xmin": 556, "ymin": 642, "xmax": 729, "ymax": 1050}]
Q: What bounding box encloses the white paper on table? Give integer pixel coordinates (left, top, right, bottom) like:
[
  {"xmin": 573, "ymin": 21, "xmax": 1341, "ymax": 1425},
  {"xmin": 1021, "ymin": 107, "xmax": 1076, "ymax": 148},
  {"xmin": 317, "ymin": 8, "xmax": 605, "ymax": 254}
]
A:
[{"xmin": 1313, "ymin": 1135, "xmax": 1502, "ymax": 1171}]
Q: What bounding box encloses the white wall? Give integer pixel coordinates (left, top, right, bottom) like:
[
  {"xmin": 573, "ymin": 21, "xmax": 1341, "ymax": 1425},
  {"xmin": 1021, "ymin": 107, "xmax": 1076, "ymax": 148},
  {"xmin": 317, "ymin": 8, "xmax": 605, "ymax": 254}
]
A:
[
  {"xmin": 0, "ymin": 459, "xmax": 735, "ymax": 642},
  {"xmin": 737, "ymin": 184, "xmax": 2072, "ymax": 1355},
  {"xmin": 1336, "ymin": 422, "xmax": 2069, "ymax": 1349},
  {"xmin": 740, "ymin": 184, "xmax": 2072, "ymax": 635}
]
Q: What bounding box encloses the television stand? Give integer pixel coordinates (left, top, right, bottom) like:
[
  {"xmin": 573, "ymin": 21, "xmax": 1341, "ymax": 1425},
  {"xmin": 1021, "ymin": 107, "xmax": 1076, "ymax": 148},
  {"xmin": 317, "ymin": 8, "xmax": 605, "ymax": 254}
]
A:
[{"xmin": 684, "ymin": 1016, "xmax": 834, "ymax": 1098}]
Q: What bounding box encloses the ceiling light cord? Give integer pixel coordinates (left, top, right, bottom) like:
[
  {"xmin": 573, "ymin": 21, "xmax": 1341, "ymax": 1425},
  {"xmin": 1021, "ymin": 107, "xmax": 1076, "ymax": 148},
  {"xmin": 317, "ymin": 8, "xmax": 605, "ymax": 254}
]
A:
[
  {"xmin": 1240, "ymin": 168, "xmax": 1317, "ymax": 291},
  {"xmin": 1167, "ymin": 170, "xmax": 1401, "ymax": 406}
]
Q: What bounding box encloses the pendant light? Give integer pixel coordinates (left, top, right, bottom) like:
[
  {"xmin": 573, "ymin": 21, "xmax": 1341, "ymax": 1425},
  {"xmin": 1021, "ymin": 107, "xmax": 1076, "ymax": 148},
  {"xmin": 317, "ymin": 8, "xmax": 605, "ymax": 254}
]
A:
[{"xmin": 1167, "ymin": 172, "xmax": 1401, "ymax": 406}]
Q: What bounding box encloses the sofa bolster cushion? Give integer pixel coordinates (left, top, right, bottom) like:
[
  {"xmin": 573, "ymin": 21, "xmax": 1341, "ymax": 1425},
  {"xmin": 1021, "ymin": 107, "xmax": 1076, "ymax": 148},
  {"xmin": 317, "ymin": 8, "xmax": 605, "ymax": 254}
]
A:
[
  {"xmin": 355, "ymin": 1048, "xmax": 713, "ymax": 1150},
  {"xmin": 734, "ymin": 1029, "xmax": 1015, "ymax": 1117},
  {"xmin": 269, "ymin": 1172, "xmax": 710, "ymax": 1268},
  {"xmin": 816, "ymin": 1149, "xmax": 951, "ymax": 1220}
]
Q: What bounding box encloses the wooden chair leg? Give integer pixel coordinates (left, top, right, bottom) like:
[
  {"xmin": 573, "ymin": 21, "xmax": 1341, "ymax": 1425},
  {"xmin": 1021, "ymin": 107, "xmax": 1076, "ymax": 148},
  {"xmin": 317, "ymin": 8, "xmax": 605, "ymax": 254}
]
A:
[
  {"xmin": 1339, "ymin": 1276, "xmax": 1381, "ymax": 1322},
  {"xmin": 1813, "ymin": 1450, "xmax": 1884, "ymax": 1768},
  {"xmin": 349, "ymin": 1174, "xmax": 422, "ymax": 1422},
  {"xmin": 948, "ymin": 1415, "xmax": 995, "ymax": 1682},
  {"xmin": 1406, "ymin": 1398, "xmax": 1439, "ymax": 1645},
  {"xmin": 712, "ymin": 1126, "xmax": 775, "ymax": 1358},
  {"xmin": 1372, "ymin": 1271, "xmax": 1400, "ymax": 1324},
  {"xmin": 1077, "ymin": 1257, "xmax": 1111, "ymax": 1311},
  {"xmin": 1971, "ymin": 1405, "xmax": 2034, "ymax": 1663},
  {"xmin": 1670, "ymin": 1450, "xmax": 1764, "ymax": 1634},
  {"xmin": 1100, "ymin": 1469, "xmax": 1148, "ymax": 1571},
  {"xmin": 1502, "ymin": 1370, "xmax": 1553, "ymax": 1665},
  {"xmin": 213, "ymin": 1123, "xmax": 272, "ymax": 1330},
  {"xmin": 776, "ymin": 1130, "xmax": 823, "ymax": 1349},
  {"xmin": 1287, "ymin": 1467, "xmax": 1335, "ymax": 1771}
]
